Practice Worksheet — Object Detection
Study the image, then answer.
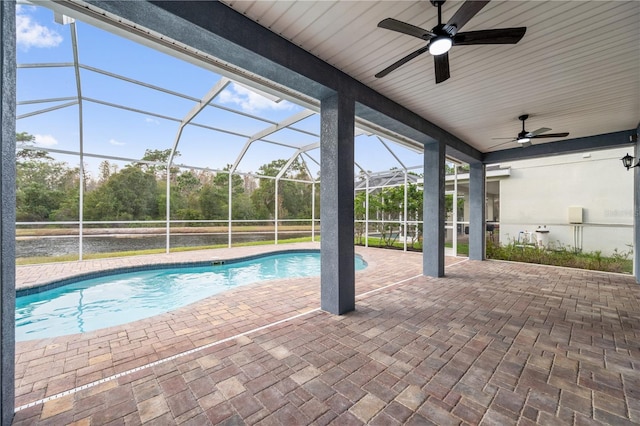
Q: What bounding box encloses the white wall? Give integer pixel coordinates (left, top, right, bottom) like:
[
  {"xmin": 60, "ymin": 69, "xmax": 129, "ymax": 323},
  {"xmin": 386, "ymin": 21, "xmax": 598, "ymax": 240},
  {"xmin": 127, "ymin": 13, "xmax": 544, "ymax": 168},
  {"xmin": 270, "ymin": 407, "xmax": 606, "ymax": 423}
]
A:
[{"xmin": 499, "ymin": 147, "xmax": 634, "ymax": 256}]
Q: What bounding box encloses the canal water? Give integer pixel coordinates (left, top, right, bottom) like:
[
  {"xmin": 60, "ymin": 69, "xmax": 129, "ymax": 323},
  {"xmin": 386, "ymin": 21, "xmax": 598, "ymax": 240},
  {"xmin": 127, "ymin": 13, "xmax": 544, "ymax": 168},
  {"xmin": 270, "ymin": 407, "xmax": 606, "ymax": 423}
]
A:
[{"xmin": 16, "ymin": 232, "xmax": 310, "ymax": 258}]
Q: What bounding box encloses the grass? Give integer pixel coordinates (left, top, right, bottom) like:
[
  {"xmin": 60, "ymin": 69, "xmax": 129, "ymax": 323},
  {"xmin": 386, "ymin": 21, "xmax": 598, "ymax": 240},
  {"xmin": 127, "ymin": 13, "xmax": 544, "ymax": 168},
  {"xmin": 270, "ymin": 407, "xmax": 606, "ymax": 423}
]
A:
[
  {"xmin": 354, "ymin": 236, "xmax": 422, "ymax": 251},
  {"xmin": 355, "ymin": 236, "xmax": 471, "ymax": 256},
  {"xmin": 16, "ymin": 236, "xmax": 316, "ymax": 265},
  {"xmin": 445, "ymin": 242, "xmax": 469, "ymax": 255}
]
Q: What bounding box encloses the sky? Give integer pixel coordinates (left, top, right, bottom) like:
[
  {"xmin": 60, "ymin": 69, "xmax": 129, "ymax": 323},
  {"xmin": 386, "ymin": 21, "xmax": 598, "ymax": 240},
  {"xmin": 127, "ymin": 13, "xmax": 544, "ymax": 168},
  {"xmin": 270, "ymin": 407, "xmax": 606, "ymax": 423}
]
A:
[{"xmin": 15, "ymin": 3, "xmax": 425, "ymax": 179}]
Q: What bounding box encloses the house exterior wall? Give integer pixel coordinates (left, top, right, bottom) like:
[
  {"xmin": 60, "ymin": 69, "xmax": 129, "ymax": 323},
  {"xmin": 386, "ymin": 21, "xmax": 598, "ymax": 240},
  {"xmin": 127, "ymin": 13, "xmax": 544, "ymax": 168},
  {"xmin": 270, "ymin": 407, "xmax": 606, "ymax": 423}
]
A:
[{"xmin": 498, "ymin": 147, "xmax": 634, "ymax": 256}]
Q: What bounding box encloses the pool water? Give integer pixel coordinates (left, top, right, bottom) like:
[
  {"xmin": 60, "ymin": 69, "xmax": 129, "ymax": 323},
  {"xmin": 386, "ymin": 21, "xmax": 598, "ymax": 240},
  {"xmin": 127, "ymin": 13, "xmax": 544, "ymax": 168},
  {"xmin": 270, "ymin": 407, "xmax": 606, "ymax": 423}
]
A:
[{"xmin": 16, "ymin": 252, "xmax": 367, "ymax": 341}]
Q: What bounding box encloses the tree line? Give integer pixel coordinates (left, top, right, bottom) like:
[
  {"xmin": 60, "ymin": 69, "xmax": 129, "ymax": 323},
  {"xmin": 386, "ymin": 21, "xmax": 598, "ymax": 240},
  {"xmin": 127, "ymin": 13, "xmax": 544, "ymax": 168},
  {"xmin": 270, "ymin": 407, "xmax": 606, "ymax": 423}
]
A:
[
  {"xmin": 16, "ymin": 132, "xmax": 316, "ymax": 224},
  {"xmin": 16, "ymin": 132, "xmax": 459, "ymax": 234}
]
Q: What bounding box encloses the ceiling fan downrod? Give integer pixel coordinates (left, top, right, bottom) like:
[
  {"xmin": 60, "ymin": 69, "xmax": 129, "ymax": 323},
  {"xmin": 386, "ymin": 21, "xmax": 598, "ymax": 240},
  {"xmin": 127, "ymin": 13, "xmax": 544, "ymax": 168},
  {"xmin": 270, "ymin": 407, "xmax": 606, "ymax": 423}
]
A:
[
  {"xmin": 517, "ymin": 114, "xmax": 529, "ymax": 141},
  {"xmin": 431, "ymin": 1, "xmax": 445, "ymax": 27}
]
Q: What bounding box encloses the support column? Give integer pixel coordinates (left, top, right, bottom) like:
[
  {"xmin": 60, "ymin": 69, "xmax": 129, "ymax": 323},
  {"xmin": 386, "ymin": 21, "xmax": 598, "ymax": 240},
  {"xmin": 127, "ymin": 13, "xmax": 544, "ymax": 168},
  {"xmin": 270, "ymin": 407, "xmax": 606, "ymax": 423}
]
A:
[
  {"xmin": 469, "ymin": 162, "xmax": 486, "ymax": 260},
  {"xmin": 423, "ymin": 141, "xmax": 445, "ymax": 277},
  {"xmin": 634, "ymin": 124, "xmax": 639, "ymax": 284},
  {"xmin": 1, "ymin": 1, "xmax": 16, "ymax": 423},
  {"xmin": 320, "ymin": 92, "xmax": 355, "ymax": 314}
]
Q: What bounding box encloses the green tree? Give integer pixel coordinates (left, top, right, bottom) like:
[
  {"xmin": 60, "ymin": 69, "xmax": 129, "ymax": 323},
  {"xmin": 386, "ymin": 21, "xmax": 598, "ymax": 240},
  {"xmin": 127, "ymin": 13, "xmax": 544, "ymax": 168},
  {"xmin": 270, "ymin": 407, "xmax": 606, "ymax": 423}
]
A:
[
  {"xmin": 354, "ymin": 182, "xmax": 423, "ymax": 248},
  {"xmin": 376, "ymin": 185, "xmax": 404, "ymax": 247},
  {"xmin": 135, "ymin": 149, "xmax": 180, "ymax": 182},
  {"xmin": 405, "ymin": 183, "xmax": 423, "ymax": 246},
  {"xmin": 98, "ymin": 160, "xmax": 118, "ymax": 184},
  {"xmin": 251, "ymin": 158, "xmax": 313, "ymax": 221},
  {"xmin": 354, "ymin": 191, "xmax": 368, "ymax": 244},
  {"xmin": 172, "ymin": 170, "xmax": 203, "ymax": 221},
  {"xmin": 16, "ymin": 132, "xmax": 79, "ymax": 221},
  {"xmin": 84, "ymin": 166, "xmax": 158, "ymax": 220},
  {"xmin": 251, "ymin": 161, "xmax": 278, "ymax": 220},
  {"xmin": 198, "ymin": 166, "xmax": 249, "ymax": 221},
  {"xmin": 16, "ymin": 132, "xmax": 49, "ymax": 161},
  {"xmin": 199, "ymin": 181, "xmax": 228, "ymax": 220},
  {"xmin": 232, "ymin": 193, "xmax": 254, "ymax": 221},
  {"xmin": 177, "ymin": 170, "xmax": 201, "ymax": 194}
]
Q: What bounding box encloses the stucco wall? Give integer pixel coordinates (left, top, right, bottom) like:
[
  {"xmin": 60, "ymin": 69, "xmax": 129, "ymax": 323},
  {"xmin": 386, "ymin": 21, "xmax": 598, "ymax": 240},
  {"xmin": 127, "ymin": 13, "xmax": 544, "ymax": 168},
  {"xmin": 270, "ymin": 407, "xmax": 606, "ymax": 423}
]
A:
[{"xmin": 499, "ymin": 147, "xmax": 634, "ymax": 256}]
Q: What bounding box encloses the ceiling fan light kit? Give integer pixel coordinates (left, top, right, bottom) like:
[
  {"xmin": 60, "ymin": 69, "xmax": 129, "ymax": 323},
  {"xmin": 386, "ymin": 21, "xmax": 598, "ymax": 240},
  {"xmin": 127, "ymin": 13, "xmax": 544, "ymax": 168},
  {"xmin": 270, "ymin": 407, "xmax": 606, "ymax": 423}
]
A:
[
  {"xmin": 428, "ymin": 36, "xmax": 452, "ymax": 55},
  {"xmin": 376, "ymin": 0, "xmax": 527, "ymax": 83}
]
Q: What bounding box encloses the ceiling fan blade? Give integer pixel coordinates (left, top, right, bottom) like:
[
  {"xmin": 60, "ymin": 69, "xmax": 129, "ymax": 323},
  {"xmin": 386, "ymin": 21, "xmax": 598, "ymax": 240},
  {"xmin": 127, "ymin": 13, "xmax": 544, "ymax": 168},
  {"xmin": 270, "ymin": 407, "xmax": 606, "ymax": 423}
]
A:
[
  {"xmin": 444, "ymin": 0, "xmax": 490, "ymax": 34},
  {"xmin": 488, "ymin": 140, "xmax": 516, "ymax": 150},
  {"xmin": 453, "ymin": 27, "xmax": 527, "ymax": 45},
  {"xmin": 519, "ymin": 141, "xmax": 532, "ymax": 148},
  {"xmin": 434, "ymin": 52, "xmax": 450, "ymax": 84},
  {"xmin": 375, "ymin": 46, "xmax": 430, "ymax": 78},
  {"xmin": 527, "ymin": 127, "xmax": 552, "ymax": 137},
  {"xmin": 531, "ymin": 132, "xmax": 570, "ymax": 139},
  {"xmin": 378, "ymin": 18, "xmax": 434, "ymax": 40}
]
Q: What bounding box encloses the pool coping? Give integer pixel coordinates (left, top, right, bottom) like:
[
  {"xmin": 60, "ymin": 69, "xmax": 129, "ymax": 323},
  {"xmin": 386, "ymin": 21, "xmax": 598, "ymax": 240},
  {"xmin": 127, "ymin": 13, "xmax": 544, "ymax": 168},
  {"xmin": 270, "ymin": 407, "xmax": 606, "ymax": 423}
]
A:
[{"xmin": 17, "ymin": 248, "xmax": 360, "ymax": 297}]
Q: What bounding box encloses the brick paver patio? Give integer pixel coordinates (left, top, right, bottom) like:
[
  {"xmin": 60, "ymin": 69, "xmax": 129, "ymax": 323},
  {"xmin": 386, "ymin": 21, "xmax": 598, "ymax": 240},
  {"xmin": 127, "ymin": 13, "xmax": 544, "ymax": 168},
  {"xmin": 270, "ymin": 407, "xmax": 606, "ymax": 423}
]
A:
[{"xmin": 11, "ymin": 243, "xmax": 640, "ymax": 425}]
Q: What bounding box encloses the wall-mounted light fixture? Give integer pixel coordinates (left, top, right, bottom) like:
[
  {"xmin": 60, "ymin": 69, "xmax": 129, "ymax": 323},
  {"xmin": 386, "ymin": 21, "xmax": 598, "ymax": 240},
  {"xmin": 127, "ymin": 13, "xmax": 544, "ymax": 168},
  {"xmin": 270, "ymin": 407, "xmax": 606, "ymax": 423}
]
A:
[{"xmin": 621, "ymin": 153, "xmax": 640, "ymax": 170}]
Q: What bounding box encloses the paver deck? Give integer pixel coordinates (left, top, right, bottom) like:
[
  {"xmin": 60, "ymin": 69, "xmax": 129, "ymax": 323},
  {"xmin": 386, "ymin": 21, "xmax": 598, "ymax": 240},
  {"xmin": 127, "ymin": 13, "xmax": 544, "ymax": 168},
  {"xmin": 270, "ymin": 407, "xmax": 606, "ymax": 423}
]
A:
[{"xmin": 12, "ymin": 243, "xmax": 640, "ymax": 425}]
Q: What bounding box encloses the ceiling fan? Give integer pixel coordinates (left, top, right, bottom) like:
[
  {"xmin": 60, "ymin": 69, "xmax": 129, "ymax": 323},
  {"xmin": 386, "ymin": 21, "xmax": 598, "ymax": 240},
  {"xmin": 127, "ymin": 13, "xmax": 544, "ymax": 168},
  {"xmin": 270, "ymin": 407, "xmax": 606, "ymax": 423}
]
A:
[
  {"xmin": 375, "ymin": 0, "xmax": 526, "ymax": 84},
  {"xmin": 491, "ymin": 114, "xmax": 570, "ymax": 148}
]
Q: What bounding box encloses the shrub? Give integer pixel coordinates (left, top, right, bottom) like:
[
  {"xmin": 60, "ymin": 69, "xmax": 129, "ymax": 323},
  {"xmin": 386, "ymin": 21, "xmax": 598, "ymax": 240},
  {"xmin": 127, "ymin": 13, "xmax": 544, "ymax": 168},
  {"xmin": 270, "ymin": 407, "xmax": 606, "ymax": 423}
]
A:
[{"xmin": 486, "ymin": 239, "xmax": 633, "ymax": 274}]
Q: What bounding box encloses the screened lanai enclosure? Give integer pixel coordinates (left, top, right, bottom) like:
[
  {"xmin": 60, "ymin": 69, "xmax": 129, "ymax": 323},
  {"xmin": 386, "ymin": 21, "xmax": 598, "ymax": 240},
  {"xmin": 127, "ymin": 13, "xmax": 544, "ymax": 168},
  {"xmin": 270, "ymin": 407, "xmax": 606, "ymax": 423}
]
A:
[
  {"xmin": 16, "ymin": 2, "xmax": 637, "ymax": 267},
  {"xmin": 16, "ymin": 3, "xmax": 473, "ymax": 261}
]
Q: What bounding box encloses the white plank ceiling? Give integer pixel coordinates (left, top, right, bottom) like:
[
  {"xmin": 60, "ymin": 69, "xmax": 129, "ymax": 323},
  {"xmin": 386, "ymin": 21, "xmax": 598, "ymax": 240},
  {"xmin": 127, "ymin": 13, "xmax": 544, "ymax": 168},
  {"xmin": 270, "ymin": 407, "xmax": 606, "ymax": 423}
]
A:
[{"xmin": 221, "ymin": 0, "xmax": 640, "ymax": 155}]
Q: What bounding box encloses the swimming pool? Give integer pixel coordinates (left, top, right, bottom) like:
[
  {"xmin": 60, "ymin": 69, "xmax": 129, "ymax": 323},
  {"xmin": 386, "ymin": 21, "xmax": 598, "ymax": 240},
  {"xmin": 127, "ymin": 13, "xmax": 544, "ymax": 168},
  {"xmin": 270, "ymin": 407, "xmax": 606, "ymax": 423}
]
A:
[{"xmin": 16, "ymin": 251, "xmax": 367, "ymax": 341}]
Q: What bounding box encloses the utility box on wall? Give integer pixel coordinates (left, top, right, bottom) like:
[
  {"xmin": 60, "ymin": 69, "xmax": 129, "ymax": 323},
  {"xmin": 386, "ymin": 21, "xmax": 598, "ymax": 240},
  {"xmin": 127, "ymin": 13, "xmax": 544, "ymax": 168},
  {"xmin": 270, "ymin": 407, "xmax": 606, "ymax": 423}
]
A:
[{"xmin": 568, "ymin": 206, "xmax": 583, "ymax": 224}]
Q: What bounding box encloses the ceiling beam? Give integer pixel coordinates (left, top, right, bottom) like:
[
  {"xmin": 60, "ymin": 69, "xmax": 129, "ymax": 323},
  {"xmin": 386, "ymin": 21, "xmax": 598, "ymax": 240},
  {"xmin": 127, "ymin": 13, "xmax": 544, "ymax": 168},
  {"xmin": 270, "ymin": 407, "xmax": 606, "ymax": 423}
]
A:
[
  {"xmin": 355, "ymin": 103, "xmax": 482, "ymax": 163},
  {"xmin": 482, "ymin": 130, "xmax": 637, "ymax": 164}
]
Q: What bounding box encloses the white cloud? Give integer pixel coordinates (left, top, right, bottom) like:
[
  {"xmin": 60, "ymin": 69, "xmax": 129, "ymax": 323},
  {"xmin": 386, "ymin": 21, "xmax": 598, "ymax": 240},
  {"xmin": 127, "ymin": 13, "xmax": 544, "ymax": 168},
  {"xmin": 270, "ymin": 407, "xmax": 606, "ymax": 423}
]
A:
[
  {"xmin": 219, "ymin": 83, "xmax": 294, "ymax": 113},
  {"xmin": 16, "ymin": 6, "xmax": 63, "ymax": 50},
  {"xmin": 145, "ymin": 117, "xmax": 160, "ymax": 125},
  {"xmin": 109, "ymin": 138, "xmax": 126, "ymax": 146},
  {"xmin": 34, "ymin": 134, "xmax": 58, "ymax": 146}
]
